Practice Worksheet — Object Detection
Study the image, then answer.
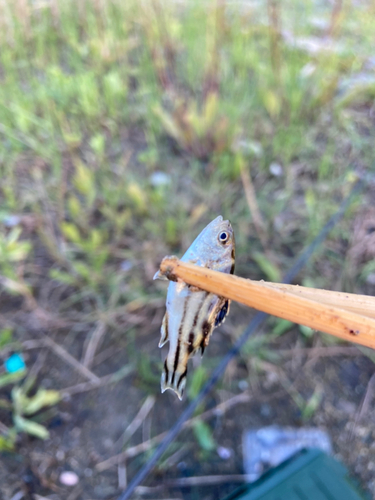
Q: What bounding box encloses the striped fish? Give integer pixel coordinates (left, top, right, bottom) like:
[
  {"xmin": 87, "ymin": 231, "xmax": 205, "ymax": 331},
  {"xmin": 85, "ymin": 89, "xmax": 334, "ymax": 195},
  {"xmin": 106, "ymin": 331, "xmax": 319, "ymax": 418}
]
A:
[{"xmin": 153, "ymin": 216, "xmax": 235, "ymax": 400}]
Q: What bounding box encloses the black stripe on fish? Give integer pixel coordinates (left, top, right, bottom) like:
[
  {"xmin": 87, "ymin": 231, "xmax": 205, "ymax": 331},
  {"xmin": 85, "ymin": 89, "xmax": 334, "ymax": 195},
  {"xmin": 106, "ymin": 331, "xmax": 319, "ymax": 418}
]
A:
[
  {"xmin": 188, "ymin": 331, "xmax": 195, "ymax": 355},
  {"xmin": 171, "ymin": 297, "xmax": 188, "ymax": 385},
  {"xmin": 178, "ymin": 297, "xmax": 189, "ymax": 345},
  {"xmin": 177, "ymin": 367, "xmax": 187, "ymax": 390},
  {"xmin": 163, "ymin": 359, "xmax": 169, "ymax": 383},
  {"xmin": 187, "ymin": 293, "xmax": 208, "ymax": 355},
  {"xmin": 230, "ymin": 247, "xmax": 235, "ymax": 274},
  {"xmin": 200, "ymin": 319, "xmax": 212, "ymax": 355},
  {"xmin": 172, "ymin": 340, "xmax": 180, "ymax": 386}
]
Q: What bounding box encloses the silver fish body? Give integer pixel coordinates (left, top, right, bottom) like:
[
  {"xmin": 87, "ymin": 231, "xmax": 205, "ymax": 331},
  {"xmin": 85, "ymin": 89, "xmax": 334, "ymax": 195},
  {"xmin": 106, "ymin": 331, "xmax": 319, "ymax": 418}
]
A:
[{"xmin": 154, "ymin": 215, "xmax": 235, "ymax": 399}]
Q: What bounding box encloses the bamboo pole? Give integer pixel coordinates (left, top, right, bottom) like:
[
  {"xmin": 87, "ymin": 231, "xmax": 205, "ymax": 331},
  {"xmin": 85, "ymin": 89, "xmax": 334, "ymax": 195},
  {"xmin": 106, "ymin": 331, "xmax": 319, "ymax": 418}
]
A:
[{"xmin": 159, "ymin": 257, "xmax": 375, "ymax": 350}]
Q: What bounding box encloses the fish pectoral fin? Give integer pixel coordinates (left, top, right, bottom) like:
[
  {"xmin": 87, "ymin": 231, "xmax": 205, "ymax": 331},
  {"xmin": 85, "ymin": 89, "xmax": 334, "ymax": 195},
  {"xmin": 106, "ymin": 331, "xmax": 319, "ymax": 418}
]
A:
[
  {"xmin": 161, "ymin": 360, "xmax": 187, "ymax": 401},
  {"xmin": 159, "ymin": 313, "xmax": 169, "ymax": 347},
  {"xmin": 215, "ymin": 299, "xmax": 231, "ymax": 327},
  {"xmin": 153, "ymin": 270, "xmax": 168, "ymax": 281}
]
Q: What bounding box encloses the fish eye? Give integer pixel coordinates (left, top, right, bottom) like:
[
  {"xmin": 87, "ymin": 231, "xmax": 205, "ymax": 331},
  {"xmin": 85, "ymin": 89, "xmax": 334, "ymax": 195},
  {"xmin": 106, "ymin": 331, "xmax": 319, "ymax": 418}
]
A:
[{"xmin": 218, "ymin": 231, "xmax": 230, "ymax": 244}]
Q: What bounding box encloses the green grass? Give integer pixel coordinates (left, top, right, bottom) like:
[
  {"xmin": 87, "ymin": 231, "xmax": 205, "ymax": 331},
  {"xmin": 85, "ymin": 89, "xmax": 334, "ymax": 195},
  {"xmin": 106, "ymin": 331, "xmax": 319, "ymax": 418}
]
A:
[{"xmin": 0, "ymin": 0, "xmax": 375, "ymax": 448}]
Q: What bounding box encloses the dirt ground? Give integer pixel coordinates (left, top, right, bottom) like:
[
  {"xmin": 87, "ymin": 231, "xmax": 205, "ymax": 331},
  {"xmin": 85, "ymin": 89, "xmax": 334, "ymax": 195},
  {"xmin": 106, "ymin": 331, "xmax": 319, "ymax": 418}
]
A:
[{"xmin": 1, "ymin": 290, "xmax": 375, "ymax": 500}]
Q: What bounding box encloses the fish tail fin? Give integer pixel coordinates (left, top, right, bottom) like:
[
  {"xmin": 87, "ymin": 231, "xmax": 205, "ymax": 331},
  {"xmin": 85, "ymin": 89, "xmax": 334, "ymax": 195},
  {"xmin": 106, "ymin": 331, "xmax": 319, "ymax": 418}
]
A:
[
  {"xmin": 161, "ymin": 360, "xmax": 187, "ymax": 400},
  {"xmin": 158, "ymin": 313, "xmax": 169, "ymax": 347}
]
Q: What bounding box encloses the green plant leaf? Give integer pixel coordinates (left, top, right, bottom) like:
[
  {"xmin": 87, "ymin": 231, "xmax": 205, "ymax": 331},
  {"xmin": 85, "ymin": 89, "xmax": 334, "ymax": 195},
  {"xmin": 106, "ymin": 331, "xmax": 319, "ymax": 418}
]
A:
[
  {"xmin": 73, "ymin": 162, "xmax": 96, "ymax": 202},
  {"xmin": 127, "ymin": 182, "xmax": 147, "ymax": 212},
  {"xmin": 14, "ymin": 414, "xmax": 50, "ymax": 440},
  {"xmin": 299, "ymin": 324, "xmax": 315, "ymax": 338},
  {"xmin": 272, "ymin": 319, "xmax": 294, "ymax": 337},
  {"xmin": 187, "ymin": 365, "xmax": 207, "ymax": 400},
  {"xmin": 0, "ymin": 370, "xmax": 26, "ymax": 389},
  {"xmin": 7, "ymin": 227, "xmax": 22, "ymax": 245},
  {"xmin": 61, "ymin": 222, "xmax": 81, "ymax": 244},
  {"xmin": 67, "ymin": 196, "xmax": 82, "ymax": 219},
  {"xmin": 49, "ymin": 269, "xmax": 77, "ymax": 285},
  {"xmin": 165, "ymin": 217, "xmax": 178, "ymax": 245},
  {"xmin": 23, "ymin": 389, "xmax": 61, "ymax": 415},
  {"xmin": 73, "ymin": 261, "xmax": 92, "ymax": 280},
  {"xmin": 252, "ymin": 252, "xmax": 281, "ymax": 282},
  {"xmin": 262, "ymin": 89, "xmax": 281, "ymax": 119},
  {"xmin": 153, "ymin": 105, "xmax": 182, "ymax": 142},
  {"xmin": 302, "ymin": 386, "xmax": 323, "ymax": 420},
  {"xmin": 0, "ymin": 434, "xmax": 15, "ymax": 451},
  {"xmin": 0, "ymin": 327, "xmax": 13, "ymax": 348},
  {"xmin": 192, "ymin": 420, "xmax": 215, "ymax": 451}
]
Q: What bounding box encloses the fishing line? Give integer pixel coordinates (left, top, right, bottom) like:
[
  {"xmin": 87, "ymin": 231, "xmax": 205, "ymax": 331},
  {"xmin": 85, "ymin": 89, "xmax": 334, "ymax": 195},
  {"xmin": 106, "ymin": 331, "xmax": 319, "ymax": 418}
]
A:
[{"xmin": 117, "ymin": 179, "xmax": 363, "ymax": 500}]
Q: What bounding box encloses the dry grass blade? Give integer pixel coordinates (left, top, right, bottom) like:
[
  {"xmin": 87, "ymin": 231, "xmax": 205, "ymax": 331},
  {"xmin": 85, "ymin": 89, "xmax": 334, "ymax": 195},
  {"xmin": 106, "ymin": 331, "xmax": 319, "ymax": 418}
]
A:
[
  {"xmin": 61, "ymin": 374, "xmax": 114, "ymax": 397},
  {"xmin": 42, "ymin": 335, "xmax": 100, "ymax": 384},
  {"xmin": 66, "ymin": 485, "xmax": 82, "ymax": 500},
  {"xmin": 348, "ymin": 372, "xmax": 375, "ymax": 443},
  {"xmin": 27, "ymin": 350, "xmax": 48, "ymax": 380},
  {"xmin": 10, "ymin": 492, "xmax": 25, "ymax": 500},
  {"xmin": 120, "ymin": 395, "xmax": 156, "ymax": 445},
  {"xmin": 61, "ymin": 365, "xmax": 133, "ymax": 397},
  {"xmin": 159, "ymin": 257, "xmax": 375, "ymax": 349},
  {"xmin": 135, "ymin": 474, "xmax": 250, "ymax": 493},
  {"xmin": 118, "ymin": 464, "xmax": 127, "ymax": 490},
  {"xmin": 0, "ymin": 420, "xmax": 10, "ymax": 434},
  {"xmin": 22, "ymin": 339, "xmax": 47, "ymax": 350},
  {"xmin": 95, "ymin": 391, "xmax": 251, "ymax": 472},
  {"xmin": 240, "ymin": 165, "xmax": 268, "ymax": 250},
  {"xmin": 81, "ymin": 321, "xmax": 106, "ymax": 369},
  {"xmin": 357, "ymin": 372, "xmax": 375, "ymax": 422}
]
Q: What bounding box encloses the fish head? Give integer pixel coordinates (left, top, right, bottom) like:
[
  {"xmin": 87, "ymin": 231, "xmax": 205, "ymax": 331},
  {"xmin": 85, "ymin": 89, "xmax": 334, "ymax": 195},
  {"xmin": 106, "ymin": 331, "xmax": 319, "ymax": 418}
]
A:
[{"xmin": 183, "ymin": 215, "xmax": 235, "ymax": 274}]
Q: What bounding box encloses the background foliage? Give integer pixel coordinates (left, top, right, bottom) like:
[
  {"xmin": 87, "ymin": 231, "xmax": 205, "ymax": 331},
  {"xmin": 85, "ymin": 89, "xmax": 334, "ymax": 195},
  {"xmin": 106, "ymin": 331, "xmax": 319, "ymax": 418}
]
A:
[{"xmin": 1, "ymin": 0, "xmax": 375, "ymax": 498}]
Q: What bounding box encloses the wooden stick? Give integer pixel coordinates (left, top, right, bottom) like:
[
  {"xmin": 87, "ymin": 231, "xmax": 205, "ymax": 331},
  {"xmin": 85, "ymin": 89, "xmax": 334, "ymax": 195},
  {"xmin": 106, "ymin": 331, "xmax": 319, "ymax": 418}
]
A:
[
  {"xmin": 159, "ymin": 257, "xmax": 375, "ymax": 349},
  {"xmin": 263, "ymin": 282, "xmax": 375, "ymax": 319}
]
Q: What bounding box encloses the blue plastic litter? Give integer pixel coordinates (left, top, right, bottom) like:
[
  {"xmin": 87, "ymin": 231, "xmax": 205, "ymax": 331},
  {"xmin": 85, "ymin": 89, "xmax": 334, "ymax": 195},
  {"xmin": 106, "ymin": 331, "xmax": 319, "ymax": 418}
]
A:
[{"xmin": 5, "ymin": 353, "xmax": 26, "ymax": 373}]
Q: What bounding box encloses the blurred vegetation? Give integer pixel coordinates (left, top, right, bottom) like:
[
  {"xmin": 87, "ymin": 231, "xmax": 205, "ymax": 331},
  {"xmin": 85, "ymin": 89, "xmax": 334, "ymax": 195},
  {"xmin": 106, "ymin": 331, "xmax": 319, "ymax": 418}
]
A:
[{"xmin": 0, "ymin": 0, "xmax": 375, "ymax": 450}]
